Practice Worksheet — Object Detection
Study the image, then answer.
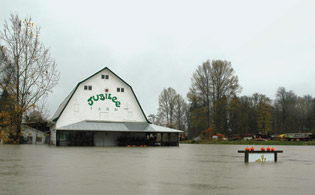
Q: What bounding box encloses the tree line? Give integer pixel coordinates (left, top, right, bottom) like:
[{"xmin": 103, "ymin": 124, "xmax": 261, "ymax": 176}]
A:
[{"xmin": 150, "ymin": 60, "xmax": 315, "ymax": 139}]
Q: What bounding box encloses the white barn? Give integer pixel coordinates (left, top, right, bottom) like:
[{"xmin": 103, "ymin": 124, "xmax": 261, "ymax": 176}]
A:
[{"xmin": 50, "ymin": 67, "xmax": 182, "ymax": 146}]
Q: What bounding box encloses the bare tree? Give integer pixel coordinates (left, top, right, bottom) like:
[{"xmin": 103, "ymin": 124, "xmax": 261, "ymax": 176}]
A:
[
  {"xmin": 156, "ymin": 87, "xmax": 187, "ymax": 130},
  {"xmin": 254, "ymin": 94, "xmax": 272, "ymax": 135},
  {"xmin": 173, "ymin": 94, "xmax": 188, "ymax": 131},
  {"xmin": 188, "ymin": 61, "xmax": 212, "ymax": 128},
  {"xmin": 157, "ymin": 87, "xmax": 177, "ymax": 128},
  {"xmin": 188, "ymin": 60, "xmax": 241, "ymax": 134},
  {"xmin": 210, "ymin": 60, "xmax": 242, "ymax": 133},
  {"xmin": 147, "ymin": 114, "xmax": 159, "ymax": 125},
  {"xmin": 0, "ymin": 14, "xmax": 60, "ymax": 142},
  {"xmin": 274, "ymin": 87, "xmax": 298, "ymax": 132}
]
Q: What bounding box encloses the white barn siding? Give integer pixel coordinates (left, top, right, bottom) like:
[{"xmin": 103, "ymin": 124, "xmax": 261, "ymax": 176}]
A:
[{"xmin": 55, "ymin": 69, "xmax": 146, "ymax": 129}]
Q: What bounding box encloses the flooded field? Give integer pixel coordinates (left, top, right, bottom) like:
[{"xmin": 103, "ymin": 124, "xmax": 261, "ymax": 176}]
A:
[{"xmin": 1, "ymin": 144, "xmax": 315, "ymax": 195}]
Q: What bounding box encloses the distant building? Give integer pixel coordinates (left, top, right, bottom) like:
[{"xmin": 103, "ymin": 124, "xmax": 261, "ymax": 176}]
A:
[
  {"xmin": 0, "ymin": 125, "xmax": 46, "ymax": 144},
  {"xmin": 50, "ymin": 67, "xmax": 182, "ymax": 146},
  {"xmin": 21, "ymin": 125, "xmax": 46, "ymax": 144}
]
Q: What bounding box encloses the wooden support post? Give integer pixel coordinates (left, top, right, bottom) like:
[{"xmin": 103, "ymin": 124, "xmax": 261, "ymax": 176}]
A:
[
  {"xmin": 245, "ymin": 152, "xmax": 249, "ymax": 163},
  {"xmin": 56, "ymin": 131, "xmax": 60, "ymax": 146},
  {"xmin": 160, "ymin": 133, "xmax": 163, "ymax": 146}
]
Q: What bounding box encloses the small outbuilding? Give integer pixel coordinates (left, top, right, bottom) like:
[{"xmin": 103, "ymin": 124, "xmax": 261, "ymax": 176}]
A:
[
  {"xmin": 21, "ymin": 125, "xmax": 46, "ymax": 144},
  {"xmin": 0, "ymin": 125, "xmax": 46, "ymax": 144},
  {"xmin": 50, "ymin": 67, "xmax": 182, "ymax": 146}
]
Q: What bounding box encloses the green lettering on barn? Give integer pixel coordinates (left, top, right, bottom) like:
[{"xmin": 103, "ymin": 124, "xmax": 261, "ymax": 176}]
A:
[{"xmin": 87, "ymin": 93, "xmax": 121, "ymax": 107}]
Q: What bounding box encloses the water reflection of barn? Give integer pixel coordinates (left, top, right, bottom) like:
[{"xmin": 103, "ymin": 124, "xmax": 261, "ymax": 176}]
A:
[{"xmin": 50, "ymin": 67, "xmax": 182, "ymax": 146}]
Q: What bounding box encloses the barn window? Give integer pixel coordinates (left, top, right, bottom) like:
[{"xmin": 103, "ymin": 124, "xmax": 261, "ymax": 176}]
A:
[
  {"xmin": 101, "ymin": 75, "xmax": 109, "ymax": 79},
  {"xmin": 84, "ymin": 85, "xmax": 92, "ymax": 90},
  {"xmin": 117, "ymin": 88, "xmax": 124, "ymax": 92}
]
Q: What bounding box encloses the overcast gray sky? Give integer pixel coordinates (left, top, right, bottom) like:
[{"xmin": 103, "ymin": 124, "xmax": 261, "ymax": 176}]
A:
[{"xmin": 1, "ymin": 0, "xmax": 315, "ymax": 118}]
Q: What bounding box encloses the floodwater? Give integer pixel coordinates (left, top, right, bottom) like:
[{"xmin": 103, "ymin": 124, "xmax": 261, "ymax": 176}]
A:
[{"xmin": 1, "ymin": 144, "xmax": 315, "ymax": 195}]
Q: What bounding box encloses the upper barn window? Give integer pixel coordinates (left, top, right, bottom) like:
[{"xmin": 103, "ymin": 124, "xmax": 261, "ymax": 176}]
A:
[
  {"xmin": 117, "ymin": 88, "xmax": 124, "ymax": 92},
  {"xmin": 84, "ymin": 85, "xmax": 92, "ymax": 90},
  {"xmin": 101, "ymin": 75, "xmax": 109, "ymax": 79}
]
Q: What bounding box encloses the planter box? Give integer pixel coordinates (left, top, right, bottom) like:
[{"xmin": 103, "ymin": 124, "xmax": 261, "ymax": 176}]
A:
[{"xmin": 238, "ymin": 150, "xmax": 283, "ymax": 162}]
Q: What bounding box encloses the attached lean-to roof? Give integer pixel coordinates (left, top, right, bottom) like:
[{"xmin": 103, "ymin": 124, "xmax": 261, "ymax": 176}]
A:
[
  {"xmin": 58, "ymin": 120, "xmax": 183, "ymax": 133},
  {"xmin": 51, "ymin": 67, "xmax": 150, "ymax": 123},
  {"xmin": 51, "ymin": 88, "xmax": 76, "ymax": 122}
]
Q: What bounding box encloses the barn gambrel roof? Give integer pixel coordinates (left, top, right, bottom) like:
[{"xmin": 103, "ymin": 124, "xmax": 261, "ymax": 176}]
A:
[{"xmin": 51, "ymin": 67, "xmax": 150, "ymax": 123}]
